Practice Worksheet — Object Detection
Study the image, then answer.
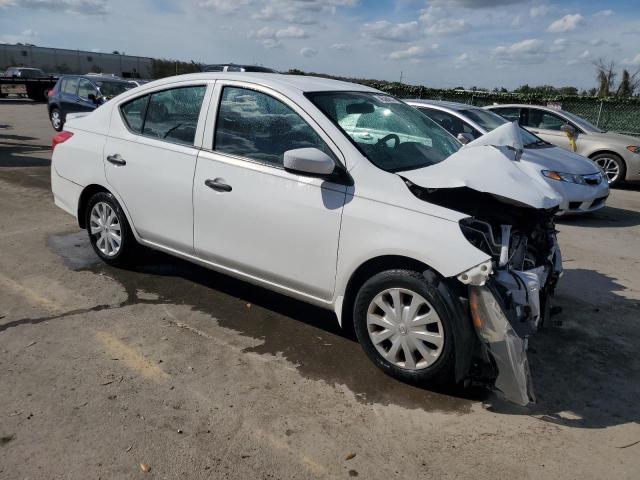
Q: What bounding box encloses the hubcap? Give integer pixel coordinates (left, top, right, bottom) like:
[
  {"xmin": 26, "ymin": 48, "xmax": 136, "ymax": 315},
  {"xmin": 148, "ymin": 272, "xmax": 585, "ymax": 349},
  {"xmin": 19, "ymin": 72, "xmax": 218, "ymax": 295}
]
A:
[
  {"xmin": 51, "ymin": 111, "xmax": 61, "ymax": 129},
  {"xmin": 595, "ymin": 157, "xmax": 620, "ymax": 184},
  {"xmin": 366, "ymin": 288, "xmax": 444, "ymax": 370},
  {"xmin": 89, "ymin": 202, "xmax": 121, "ymax": 257}
]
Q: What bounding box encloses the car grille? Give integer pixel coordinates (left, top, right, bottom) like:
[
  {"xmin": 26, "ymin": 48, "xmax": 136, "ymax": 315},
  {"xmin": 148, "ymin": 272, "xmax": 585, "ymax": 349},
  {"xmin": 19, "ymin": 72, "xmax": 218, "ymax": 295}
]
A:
[
  {"xmin": 591, "ymin": 195, "xmax": 609, "ymax": 208},
  {"xmin": 569, "ymin": 201, "xmax": 582, "ymax": 210},
  {"xmin": 583, "ymin": 173, "xmax": 603, "ymax": 185}
]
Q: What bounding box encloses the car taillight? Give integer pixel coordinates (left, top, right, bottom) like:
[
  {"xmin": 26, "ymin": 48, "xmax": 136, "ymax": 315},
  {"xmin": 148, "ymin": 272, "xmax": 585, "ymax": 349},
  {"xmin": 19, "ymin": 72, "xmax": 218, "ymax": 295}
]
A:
[
  {"xmin": 52, "ymin": 131, "xmax": 73, "ymax": 151},
  {"xmin": 47, "ymin": 88, "xmax": 54, "ymax": 97}
]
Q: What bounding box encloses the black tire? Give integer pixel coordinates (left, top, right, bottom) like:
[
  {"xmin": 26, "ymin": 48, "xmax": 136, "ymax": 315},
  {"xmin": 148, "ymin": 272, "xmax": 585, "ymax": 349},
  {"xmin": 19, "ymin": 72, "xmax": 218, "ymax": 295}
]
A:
[
  {"xmin": 85, "ymin": 191, "xmax": 137, "ymax": 267},
  {"xmin": 50, "ymin": 107, "xmax": 63, "ymax": 131},
  {"xmin": 592, "ymin": 152, "xmax": 626, "ymax": 187},
  {"xmin": 353, "ymin": 269, "xmax": 455, "ymax": 387}
]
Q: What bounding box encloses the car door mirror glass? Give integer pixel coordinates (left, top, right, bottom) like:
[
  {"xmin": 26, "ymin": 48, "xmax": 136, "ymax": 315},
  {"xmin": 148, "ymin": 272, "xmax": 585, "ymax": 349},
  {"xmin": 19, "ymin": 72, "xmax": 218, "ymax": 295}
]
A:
[
  {"xmin": 560, "ymin": 124, "xmax": 576, "ymax": 136},
  {"xmin": 284, "ymin": 148, "xmax": 335, "ymax": 176}
]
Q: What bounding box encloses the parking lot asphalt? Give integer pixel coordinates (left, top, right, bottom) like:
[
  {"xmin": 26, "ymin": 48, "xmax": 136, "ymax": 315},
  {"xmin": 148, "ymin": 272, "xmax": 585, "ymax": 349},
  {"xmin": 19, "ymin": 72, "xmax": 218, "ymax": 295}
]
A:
[{"xmin": 1, "ymin": 99, "xmax": 639, "ymax": 479}]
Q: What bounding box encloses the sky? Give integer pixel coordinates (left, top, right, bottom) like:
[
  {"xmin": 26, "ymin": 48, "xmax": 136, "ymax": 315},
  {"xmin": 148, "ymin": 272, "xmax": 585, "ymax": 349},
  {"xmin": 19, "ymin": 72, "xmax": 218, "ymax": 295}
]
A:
[{"xmin": 1, "ymin": 0, "xmax": 639, "ymax": 89}]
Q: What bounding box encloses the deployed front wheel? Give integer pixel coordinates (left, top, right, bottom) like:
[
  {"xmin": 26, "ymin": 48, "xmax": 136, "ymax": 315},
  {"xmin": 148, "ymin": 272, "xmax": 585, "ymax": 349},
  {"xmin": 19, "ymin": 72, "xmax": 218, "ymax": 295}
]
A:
[
  {"xmin": 86, "ymin": 191, "xmax": 136, "ymax": 266},
  {"xmin": 353, "ymin": 270, "xmax": 455, "ymax": 386}
]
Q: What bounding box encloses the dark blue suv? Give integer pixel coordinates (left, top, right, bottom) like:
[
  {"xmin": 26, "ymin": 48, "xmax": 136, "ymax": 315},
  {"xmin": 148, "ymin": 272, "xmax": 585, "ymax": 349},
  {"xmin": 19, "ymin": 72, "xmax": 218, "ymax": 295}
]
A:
[{"xmin": 47, "ymin": 75, "xmax": 133, "ymax": 131}]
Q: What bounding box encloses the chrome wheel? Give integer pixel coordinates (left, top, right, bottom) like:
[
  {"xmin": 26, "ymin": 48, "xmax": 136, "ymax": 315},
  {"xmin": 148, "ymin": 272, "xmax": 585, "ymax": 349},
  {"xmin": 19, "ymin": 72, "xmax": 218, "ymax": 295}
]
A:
[
  {"xmin": 366, "ymin": 288, "xmax": 444, "ymax": 370},
  {"xmin": 89, "ymin": 202, "xmax": 121, "ymax": 257},
  {"xmin": 595, "ymin": 156, "xmax": 620, "ymax": 184},
  {"xmin": 50, "ymin": 110, "xmax": 61, "ymax": 130}
]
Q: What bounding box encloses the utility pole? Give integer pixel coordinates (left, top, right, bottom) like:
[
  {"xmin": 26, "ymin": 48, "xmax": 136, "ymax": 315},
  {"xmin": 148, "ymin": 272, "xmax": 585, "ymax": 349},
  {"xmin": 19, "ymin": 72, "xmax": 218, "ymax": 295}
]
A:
[{"xmin": 399, "ymin": 71, "xmax": 403, "ymax": 84}]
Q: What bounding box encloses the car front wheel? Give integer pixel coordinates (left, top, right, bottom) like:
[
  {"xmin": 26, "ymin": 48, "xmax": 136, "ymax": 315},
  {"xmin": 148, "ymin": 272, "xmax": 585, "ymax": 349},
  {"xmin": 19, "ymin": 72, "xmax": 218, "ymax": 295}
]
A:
[
  {"xmin": 50, "ymin": 108, "xmax": 63, "ymax": 131},
  {"xmin": 353, "ymin": 269, "xmax": 455, "ymax": 386},
  {"xmin": 593, "ymin": 152, "xmax": 626, "ymax": 187},
  {"xmin": 86, "ymin": 191, "xmax": 136, "ymax": 267}
]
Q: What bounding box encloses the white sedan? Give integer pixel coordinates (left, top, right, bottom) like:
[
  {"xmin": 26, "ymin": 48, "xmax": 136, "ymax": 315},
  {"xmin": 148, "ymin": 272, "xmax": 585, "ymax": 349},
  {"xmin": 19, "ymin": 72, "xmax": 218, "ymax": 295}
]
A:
[{"xmin": 51, "ymin": 73, "xmax": 564, "ymax": 405}]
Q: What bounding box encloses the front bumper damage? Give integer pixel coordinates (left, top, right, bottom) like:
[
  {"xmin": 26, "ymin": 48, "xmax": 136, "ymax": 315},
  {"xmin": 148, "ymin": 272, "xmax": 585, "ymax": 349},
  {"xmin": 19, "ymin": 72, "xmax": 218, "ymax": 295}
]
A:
[{"xmin": 460, "ymin": 239, "xmax": 562, "ymax": 406}]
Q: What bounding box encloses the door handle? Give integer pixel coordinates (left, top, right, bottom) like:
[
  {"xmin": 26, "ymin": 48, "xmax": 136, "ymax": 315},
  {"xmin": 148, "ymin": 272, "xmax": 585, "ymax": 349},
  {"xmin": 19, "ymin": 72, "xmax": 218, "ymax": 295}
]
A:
[
  {"xmin": 205, "ymin": 179, "xmax": 232, "ymax": 192},
  {"xmin": 106, "ymin": 154, "xmax": 126, "ymax": 166}
]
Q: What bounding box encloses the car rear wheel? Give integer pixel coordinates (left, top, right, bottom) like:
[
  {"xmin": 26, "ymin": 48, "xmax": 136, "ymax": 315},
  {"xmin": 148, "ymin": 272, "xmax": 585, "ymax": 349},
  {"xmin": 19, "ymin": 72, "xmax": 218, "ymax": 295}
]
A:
[
  {"xmin": 353, "ymin": 269, "xmax": 455, "ymax": 386},
  {"xmin": 593, "ymin": 152, "xmax": 626, "ymax": 187},
  {"xmin": 50, "ymin": 108, "xmax": 63, "ymax": 131},
  {"xmin": 86, "ymin": 192, "xmax": 137, "ymax": 267}
]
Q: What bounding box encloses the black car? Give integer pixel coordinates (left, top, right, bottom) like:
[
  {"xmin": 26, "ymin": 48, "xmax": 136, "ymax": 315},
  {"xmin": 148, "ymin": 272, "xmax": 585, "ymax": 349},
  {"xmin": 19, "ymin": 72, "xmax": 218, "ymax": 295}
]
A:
[{"xmin": 47, "ymin": 75, "xmax": 133, "ymax": 131}]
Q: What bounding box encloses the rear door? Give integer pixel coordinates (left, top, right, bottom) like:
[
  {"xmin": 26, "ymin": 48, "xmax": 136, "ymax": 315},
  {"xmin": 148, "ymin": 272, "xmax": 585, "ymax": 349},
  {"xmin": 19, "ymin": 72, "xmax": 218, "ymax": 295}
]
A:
[
  {"xmin": 104, "ymin": 82, "xmax": 211, "ymax": 252},
  {"xmin": 521, "ymin": 107, "xmax": 572, "ymax": 150},
  {"xmin": 193, "ymin": 82, "xmax": 347, "ymax": 301},
  {"xmin": 59, "ymin": 77, "xmax": 79, "ymax": 116}
]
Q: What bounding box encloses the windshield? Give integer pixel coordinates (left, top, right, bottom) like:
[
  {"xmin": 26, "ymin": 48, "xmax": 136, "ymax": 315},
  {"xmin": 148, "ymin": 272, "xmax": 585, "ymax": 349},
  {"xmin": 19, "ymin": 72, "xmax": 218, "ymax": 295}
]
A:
[
  {"xmin": 96, "ymin": 80, "xmax": 132, "ymax": 98},
  {"xmin": 559, "ymin": 110, "xmax": 602, "ymax": 133},
  {"xmin": 306, "ymin": 91, "xmax": 460, "ymax": 172},
  {"xmin": 462, "ymin": 108, "xmax": 546, "ymax": 147}
]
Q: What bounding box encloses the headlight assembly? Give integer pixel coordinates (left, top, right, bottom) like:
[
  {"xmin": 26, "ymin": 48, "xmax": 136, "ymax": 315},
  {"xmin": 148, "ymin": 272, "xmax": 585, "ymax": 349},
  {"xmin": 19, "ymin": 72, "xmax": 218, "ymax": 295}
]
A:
[{"xmin": 541, "ymin": 170, "xmax": 587, "ymax": 185}]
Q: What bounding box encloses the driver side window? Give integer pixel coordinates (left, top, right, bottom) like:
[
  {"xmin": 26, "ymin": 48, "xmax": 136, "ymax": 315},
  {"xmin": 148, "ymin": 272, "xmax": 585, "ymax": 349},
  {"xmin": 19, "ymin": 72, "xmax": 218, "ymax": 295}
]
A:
[{"xmin": 78, "ymin": 79, "xmax": 98, "ymax": 100}]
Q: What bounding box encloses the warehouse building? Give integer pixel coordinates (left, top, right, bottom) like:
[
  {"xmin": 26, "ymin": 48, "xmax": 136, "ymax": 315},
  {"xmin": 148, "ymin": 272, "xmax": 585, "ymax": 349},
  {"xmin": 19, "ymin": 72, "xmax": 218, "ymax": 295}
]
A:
[{"xmin": 0, "ymin": 43, "xmax": 153, "ymax": 78}]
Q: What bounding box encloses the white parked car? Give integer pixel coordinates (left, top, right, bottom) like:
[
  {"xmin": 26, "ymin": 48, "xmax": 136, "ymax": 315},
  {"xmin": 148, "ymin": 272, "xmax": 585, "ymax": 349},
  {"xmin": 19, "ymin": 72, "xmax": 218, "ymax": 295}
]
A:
[
  {"xmin": 51, "ymin": 73, "xmax": 564, "ymax": 405},
  {"xmin": 407, "ymin": 100, "xmax": 609, "ymax": 215}
]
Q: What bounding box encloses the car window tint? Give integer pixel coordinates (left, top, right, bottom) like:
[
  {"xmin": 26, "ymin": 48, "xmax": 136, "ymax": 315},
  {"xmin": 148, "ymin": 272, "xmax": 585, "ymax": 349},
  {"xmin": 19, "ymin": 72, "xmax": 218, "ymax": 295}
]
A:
[
  {"xmin": 78, "ymin": 79, "xmax": 97, "ymax": 100},
  {"xmin": 214, "ymin": 86, "xmax": 333, "ymax": 167},
  {"xmin": 525, "ymin": 109, "xmax": 565, "ymax": 131},
  {"xmin": 62, "ymin": 78, "xmax": 78, "ymax": 95},
  {"xmin": 142, "ymin": 86, "xmax": 206, "ymax": 146},
  {"xmin": 121, "ymin": 95, "xmax": 149, "ymax": 133},
  {"xmin": 418, "ymin": 108, "xmax": 481, "ymax": 139},
  {"xmin": 492, "ymin": 107, "xmax": 520, "ymax": 123}
]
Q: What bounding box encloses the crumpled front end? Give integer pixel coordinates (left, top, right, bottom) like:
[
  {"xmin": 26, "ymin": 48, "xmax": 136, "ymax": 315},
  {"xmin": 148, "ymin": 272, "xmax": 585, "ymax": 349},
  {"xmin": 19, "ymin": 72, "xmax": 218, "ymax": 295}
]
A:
[{"xmin": 457, "ymin": 210, "xmax": 562, "ymax": 405}]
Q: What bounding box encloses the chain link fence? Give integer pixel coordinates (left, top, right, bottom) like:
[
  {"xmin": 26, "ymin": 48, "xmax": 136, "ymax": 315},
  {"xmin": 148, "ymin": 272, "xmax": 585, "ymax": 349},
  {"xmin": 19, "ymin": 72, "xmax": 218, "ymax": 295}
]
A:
[{"xmin": 358, "ymin": 82, "xmax": 640, "ymax": 137}]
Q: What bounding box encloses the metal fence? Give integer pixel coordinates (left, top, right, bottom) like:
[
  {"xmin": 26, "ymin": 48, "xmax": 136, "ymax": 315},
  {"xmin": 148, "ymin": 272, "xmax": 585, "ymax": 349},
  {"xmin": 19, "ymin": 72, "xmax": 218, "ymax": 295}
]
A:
[
  {"xmin": 381, "ymin": 88, "xmax": 640, "ymax": 137},
  {"xmin": 423, "ymin": 91, "xmax": 640, "ymax": 137}
]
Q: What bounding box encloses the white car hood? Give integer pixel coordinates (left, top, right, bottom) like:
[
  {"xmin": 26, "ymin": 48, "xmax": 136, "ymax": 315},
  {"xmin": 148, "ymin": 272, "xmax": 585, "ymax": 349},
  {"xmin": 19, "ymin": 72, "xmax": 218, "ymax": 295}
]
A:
[
  {"xmin": 402, "ymin": 123, "xmax": 562, "ymax": 210},
  {"xmin": 522, "ymin": 145, "xmax": 598, "ymax": 175}
]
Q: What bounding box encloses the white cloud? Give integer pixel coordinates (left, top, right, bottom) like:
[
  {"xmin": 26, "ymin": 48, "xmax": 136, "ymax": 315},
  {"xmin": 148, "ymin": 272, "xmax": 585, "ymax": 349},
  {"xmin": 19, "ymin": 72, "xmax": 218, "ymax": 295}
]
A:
[
  {"xmin": 250, "ymin": 0, "xmax": 358, "ymax": 25},
  {"xmin": 492, "ymin": 38, "xmax": 546, "ymax": 64},
  {"xmin": 549, "ymin": 37, "xmax": 567, "ymax": 53},
  {"xmin": 275, "ymin": 26, "xmax": 308, "ymax": 39},
  {"xmin": 589, "ymin": 38, "xmax": 604, "ymax": 47},
  {"xmin": 300, "ymin": 47, "xmax": 318, "ymax": 58},
  {"xmin": 511, "ymin": 15, "xmax": 521, "ymax": 27},
  {"xmin": 529, "ymin": 4, "xmax": 552, "ymax": 18},
  {"xmin": 578, "ymin": 49, "xmax": 591, "ymax": 59},
  {"xmin": 426, "ymin": 18, "xmax": 468, "ymax": 35},
  {"xmin": 331, "ymin": 43, "xmax": 352, "ymax": 51},
  {"xmin": 594, "ymin": 9, "xmax": 614, "ymax": 18},
  {"xmin": 623, "ymin": 54, "xmax": 640, "ymax": 66},
  {"xmin": 262, "ymin": 39, "xmax": 282, "ymax": 49},
  {"xmin": 4, "ymin": 0, "xmax": 108, "ymax": 15},
  {"xmin": 547, "ymin": 14, "xmax": 585, "ymax": 33},
  {"xmin": 362, "ymin": 20, "xmax": 421, "ymax": 42},
  {"xmin": 385, "ymin": 44, "xmax": 438, "ymax": 63}
]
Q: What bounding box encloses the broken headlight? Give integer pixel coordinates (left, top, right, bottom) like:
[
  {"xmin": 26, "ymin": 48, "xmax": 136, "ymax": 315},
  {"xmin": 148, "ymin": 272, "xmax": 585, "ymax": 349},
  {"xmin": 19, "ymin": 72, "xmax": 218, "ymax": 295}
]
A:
[{"xmin": 459, "ymin": 217, "xmax": 501, "ymax": 257}]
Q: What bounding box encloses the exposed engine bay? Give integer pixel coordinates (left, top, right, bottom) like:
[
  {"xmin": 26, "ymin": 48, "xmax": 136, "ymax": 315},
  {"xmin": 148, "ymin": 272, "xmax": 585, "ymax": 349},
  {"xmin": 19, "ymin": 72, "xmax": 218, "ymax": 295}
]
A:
[{"xmin": 404, "ymin": 180, "xmax": 562, "ymax": 406}]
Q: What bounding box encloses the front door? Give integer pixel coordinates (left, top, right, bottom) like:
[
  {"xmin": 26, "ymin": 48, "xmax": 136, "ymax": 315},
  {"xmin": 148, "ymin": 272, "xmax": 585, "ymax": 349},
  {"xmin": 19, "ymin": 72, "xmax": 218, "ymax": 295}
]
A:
[
  {"xmin": 104, "ymin": 84, "xmax": 208, "ymax": 251},
  {"xmin": 193, "ymin": 84, "xmax": 347, "ymax": 301},
  {"xmin": 522, "ymin": 108, "xmax": 573, "ymax": 151}
]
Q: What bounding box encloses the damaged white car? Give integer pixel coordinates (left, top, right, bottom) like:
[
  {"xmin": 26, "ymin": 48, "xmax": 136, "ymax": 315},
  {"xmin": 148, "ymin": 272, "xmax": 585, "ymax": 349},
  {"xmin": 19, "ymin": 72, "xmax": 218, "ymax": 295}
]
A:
[{"xmin": 50, "ymin": 74, "xmax": 562, "ymax": 405}]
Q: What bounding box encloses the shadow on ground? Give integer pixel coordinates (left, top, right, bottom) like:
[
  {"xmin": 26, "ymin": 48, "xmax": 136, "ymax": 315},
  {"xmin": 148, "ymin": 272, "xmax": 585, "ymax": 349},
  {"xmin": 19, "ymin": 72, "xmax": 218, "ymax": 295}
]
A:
[
  {"xmin": 557, "ymin": 204, "xmax": 640, "ymax": 228},
  {"xmin": 41, "ymin": 232, "xmax": 640, "ymax": 427}
]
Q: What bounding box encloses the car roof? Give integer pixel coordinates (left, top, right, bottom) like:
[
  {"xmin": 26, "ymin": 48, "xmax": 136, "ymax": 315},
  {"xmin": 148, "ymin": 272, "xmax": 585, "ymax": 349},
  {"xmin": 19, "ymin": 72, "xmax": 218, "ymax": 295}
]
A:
[
  {"xmin": 59, "ymin": 74, "xmax": 131, "ymax": 84},
  {"xmin": 405, "ymin": 99, "xmax": 479, "ymax": 111},
  {"xmin": 142, "ymin": 72, "xmax": 379, "ymax": 94},
  {"xmin": 485, "ymin": 103, "xmax": 566, "ymax": 113}
]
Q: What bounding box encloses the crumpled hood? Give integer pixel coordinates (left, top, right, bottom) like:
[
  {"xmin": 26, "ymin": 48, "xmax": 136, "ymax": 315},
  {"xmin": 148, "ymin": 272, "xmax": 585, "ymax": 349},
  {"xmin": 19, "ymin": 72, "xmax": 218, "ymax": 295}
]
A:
[
  {"xmin": 522, "ymin": 146, "xmax": 598, "ymax": 175},
  {"xmin": 402, "ymin": 123, "xmax": 562, "ymax": 210}
]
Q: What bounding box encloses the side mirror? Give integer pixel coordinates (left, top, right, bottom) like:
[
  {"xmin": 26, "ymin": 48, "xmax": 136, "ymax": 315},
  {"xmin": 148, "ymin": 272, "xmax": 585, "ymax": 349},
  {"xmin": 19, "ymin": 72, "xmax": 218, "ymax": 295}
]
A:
[
  {"xmin": 560, "ymin": 124, "xmax": 576, "ymax": 136},
  {"xmin": 284, "ymin": 148, "xmax": 335, "ymax": 176},
  {"xmin": 88, "ymin": 93, "xmax": 101, "ymax": 104},
  {"xmin": 457, "ymin": 132, "xmax": 474, "ymax": 145}
]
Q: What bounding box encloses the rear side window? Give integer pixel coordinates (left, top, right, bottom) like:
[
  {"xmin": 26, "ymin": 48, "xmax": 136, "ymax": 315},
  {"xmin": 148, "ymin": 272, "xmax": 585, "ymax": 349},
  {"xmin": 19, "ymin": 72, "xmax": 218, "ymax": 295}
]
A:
[
  {"xmin": 214, "ymin": 86, "xmax": 332, "ymax": 167},
  {"xmin": 141, "ymin": 86, "xmax": 206, "ymax": 146},
  {"xmin": 524, "ymin": 109, "xmax": 566, "ymax": 131},
  {"xmin": 62, "ymin": 78, "xmax": 78, "ymax": 95},
  {"xmin": 121, "ymin": 95, "xmax": 149, "ymax": 133},
  {"xmin": 418, "ymin": 108, "xmax": 481, "ymax": 139},
  {"xmin": 492, "ymin": 107, "xmax": 520, "ymax": 123}
]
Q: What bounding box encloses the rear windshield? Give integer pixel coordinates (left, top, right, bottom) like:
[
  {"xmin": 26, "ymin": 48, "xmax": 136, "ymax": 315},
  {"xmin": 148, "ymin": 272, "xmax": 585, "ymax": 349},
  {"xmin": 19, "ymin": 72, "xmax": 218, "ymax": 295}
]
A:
[
  {"xmin": 96, "ymin": 80, "xmax": 132, "ymax": 98},
  {"xmin": 306, "ymin": 91, "xmax": 460, "ymax": 172}
]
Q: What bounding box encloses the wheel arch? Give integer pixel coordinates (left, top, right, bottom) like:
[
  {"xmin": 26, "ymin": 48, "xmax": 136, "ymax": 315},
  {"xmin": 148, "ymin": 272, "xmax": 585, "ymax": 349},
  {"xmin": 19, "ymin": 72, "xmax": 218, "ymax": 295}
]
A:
[
  {"xmin": 338, "ymin": 254, "xmax": 475, "ymax": 383},
  {"xmin": 77, "ymin": 184, "xmax": 111, "ymax": 228}
]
